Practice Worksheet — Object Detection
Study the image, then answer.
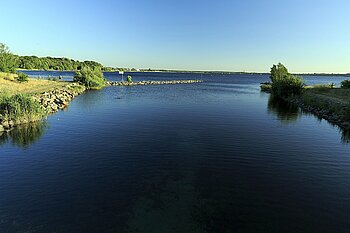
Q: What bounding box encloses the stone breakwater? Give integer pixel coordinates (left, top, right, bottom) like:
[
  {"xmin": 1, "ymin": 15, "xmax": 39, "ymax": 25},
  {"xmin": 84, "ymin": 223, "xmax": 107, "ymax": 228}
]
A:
[
  {"xmin": 32, "ymin": 83, "xmax": 86, "ymax": 114},
  {"xmin": 288, "ymin": 97, "xmax": 350, "ymax": 130},
  {"xmin": 0, "ymin": 83, "xmax": 86, "ymax": 132},
  {"xmin": 108, "ymin": 79, "xmax": 203, "ymax": 86}
]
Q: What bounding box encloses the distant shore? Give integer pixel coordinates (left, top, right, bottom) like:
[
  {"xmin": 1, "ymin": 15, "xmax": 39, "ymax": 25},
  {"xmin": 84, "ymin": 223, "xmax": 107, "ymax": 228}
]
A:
[{"xmin": 19, "ymin": 69, "xmax": 350, "ymax": 77}]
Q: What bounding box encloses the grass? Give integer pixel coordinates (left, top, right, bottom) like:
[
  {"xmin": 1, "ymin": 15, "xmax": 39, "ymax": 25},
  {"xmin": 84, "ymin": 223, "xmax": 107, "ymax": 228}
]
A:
[
  {"xmin": 0, "ymin": 92, "xmax": 45, "ymax": 124},
  {"xmin": 0, "ymin": 72, "xmax": 85, "ymax": 127},
  {"xmin": 301, "ymin": 87, "xmax": 350, "ymax": 120},
  {"xmin": 0, "ymin": 72, "xmax": 68, "ymax": 95}
]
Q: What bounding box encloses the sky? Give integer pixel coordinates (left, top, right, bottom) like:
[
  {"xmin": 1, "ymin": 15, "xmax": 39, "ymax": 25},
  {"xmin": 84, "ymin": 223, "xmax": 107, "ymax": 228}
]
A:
[{"xmin": 1, "ymin": 0, "xmax": 349, "ymax": 73}]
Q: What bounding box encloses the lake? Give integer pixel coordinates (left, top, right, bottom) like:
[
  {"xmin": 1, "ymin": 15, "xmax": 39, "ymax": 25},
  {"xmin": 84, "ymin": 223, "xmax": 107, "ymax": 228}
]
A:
[{"xmin": 1, "ymin": 71, "xmax": 350, "ymax": 233}]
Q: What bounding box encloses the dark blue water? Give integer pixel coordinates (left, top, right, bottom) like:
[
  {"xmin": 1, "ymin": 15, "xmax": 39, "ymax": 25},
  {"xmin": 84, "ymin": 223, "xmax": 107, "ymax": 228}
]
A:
[{"xmin": 1, "ymin": 72, "xmax": 350, "ymax": 233}]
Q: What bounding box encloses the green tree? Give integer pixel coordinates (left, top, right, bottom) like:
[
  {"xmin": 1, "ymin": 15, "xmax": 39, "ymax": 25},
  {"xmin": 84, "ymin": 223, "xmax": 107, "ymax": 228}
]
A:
[
  {"xmin": 74, "ymin": 66, "xmax": 106, "ymax": 89},
  {"xmin": 127, "ymin": 75, "xmax": 133, "ymax": 83},
  {"xmin": 0, "ymin": 43, "xmax": 18, "ymax": 73},
  {"xmin": 270, "ymin": 63, "xmax": 289, "ymax": 82},
  {"xmin": 270, "ymin": 63, "xmax": 304, "ymax": 97}
]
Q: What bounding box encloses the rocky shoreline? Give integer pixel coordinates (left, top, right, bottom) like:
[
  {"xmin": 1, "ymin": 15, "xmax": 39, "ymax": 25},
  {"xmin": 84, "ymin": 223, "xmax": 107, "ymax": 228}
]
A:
[
  {"xmin": 108, "ymin": 79, "xmax": 203, "ymax": 86},
  {"xmin": 0, "ymin": 83, "xmax": 86, "ymax": 132},
  {"xmin": 287, "ymin": 96, "xmax": 350, "ymax": 130}
]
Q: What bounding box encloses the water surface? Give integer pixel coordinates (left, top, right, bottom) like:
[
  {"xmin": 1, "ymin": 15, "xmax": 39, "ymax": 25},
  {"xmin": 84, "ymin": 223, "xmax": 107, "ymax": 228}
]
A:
[{"xmin": 1, "ymin": 72, "xmax": 350, "ymax": 233}]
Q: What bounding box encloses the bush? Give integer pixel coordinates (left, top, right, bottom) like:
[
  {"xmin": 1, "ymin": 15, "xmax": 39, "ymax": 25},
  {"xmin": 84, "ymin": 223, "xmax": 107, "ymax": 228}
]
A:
[
  {"xmin": 270, "ymin": 63, "xmax": 289, "ymax": 82},
  {"xmin": 269, "ymin": 63, "xmax": 304, "ymax": 97},
  {"xmin": 271, "ymin": 75, "xmax": 304, "ymax": 97},
  {"xmin": 16, "ymin": 72, "xmax": 29, "ymax": 82},
  {"xmin": 0, "ymin": 93, "xmax": 44, "ymax": 123},
  {"xmin": 0, "ymin": 43, "xmax": 18, "ymax": 73},
  {"xmin": 341, "ymin": 80, "xmax": 350, "ymax": 89},
  {"xmin": 74, "ymin": 66, "xmax": 106, "ymax": 89},
  {"xmin": 127, "ymin": 75, "xmax": 133, "ymax": 83},
  {"xmin": 312, "ymin": 83, "xmax": 334, "ymax": 91}
]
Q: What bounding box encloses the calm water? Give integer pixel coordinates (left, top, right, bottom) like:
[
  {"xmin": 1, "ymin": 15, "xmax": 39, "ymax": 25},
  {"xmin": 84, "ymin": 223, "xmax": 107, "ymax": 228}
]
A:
[{"xmin": 1, "ymin": 72, "xmax": 350, "ymax": 233}]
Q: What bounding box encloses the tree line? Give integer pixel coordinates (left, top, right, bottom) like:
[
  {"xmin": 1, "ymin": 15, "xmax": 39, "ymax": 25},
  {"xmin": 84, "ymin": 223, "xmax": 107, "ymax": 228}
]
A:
[{"xmin": 0, "ymin": 42, "xmax": 103, "ymax": 73}]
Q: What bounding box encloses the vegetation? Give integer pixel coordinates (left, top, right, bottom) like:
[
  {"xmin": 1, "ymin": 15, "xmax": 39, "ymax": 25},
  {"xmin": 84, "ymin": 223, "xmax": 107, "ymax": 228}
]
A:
[
  {"xmin": 270, "ymin": 63, "xmax": 289, "ymax": 82},
  {"xmin": 17, "ymin": 56, "xmax": 102, "ymax": 71},
  {"xmin": 0, "ymin": 92, "xmax": 45, "ymax": 124},
  {"xmin": 127, "ymin": 75, "xmax": 133, "ymax": 83},
  {"xmin": 74, "ymin": 66, "xmax": 106, "ymax": 89},
  {"xmin": 269, "ymin": 63, "xmax": 304, "ymax": 97},
  {"xmin": 0, "ymin": 72, "xmax": 68, "ymax": 94},
  {"xmin": 341, "ymin": 80, "xmax": 350, "ymax": 89},
  {"xmin": 310, "ymin": 83, "xmax": 335, "ymax": 91},
  {"xmin": 301, "ymin": 87, "xmax": 350, "ymax": 120},
  {"xmin": 16, "ymin": 72, "xmax": 29, "ymax": 82},
  {"xmin": 0, "ymin": 43, "xmax": 18, "ymax": 73}
]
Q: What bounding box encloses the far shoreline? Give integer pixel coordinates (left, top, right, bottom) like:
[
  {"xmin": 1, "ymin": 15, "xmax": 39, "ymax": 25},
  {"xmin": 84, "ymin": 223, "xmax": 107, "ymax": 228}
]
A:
[{"xmin": 18, "ymin": 69, "xmax": 350, "ymax": 77}]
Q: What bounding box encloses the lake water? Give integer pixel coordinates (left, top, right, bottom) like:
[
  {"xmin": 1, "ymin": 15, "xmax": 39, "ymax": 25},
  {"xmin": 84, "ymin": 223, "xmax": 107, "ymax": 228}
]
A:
[{"xmin": 1, "ymin": 72, "xmax": 350, "ymax": 233}]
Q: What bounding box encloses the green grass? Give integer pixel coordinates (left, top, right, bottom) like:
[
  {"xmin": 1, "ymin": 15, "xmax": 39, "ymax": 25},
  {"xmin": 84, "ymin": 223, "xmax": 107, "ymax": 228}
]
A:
[
  {"xmin": 0, "ymin": 92, "xmax": 45, "ymax": 124},
  {"xmin": 260, "ymin": 84, "xmax": 272, "ymax": 92},
  {"xmin": 301, "ymin": 88, "xmax": 350, "ymax": 120}
]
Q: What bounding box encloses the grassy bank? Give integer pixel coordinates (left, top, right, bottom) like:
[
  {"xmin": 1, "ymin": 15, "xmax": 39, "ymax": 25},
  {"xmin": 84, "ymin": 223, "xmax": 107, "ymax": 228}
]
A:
[
  {"xmin": 0, "ymin": 72, "xmax": 85, "ymax": 131},
  {"xmin": 299, "ymin": 87, "xmax": 350, "ymax": 121},
  {"xmin": 261, "ymin": 83, "xmax": 350, "ymax": 128}
]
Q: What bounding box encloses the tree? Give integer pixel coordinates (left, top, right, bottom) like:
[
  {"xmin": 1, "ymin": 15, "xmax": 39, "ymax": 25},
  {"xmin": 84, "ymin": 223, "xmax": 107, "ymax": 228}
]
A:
[
  {"xmin": 127, "ymin": 75, "xmax": 133, "ymax": 83},
  {"xmin": 0, "ymin": 43, "xmax": 18, "ymax": 73},
  {"xmin": 270, "ymin": 63, "xmax": 304, "ymax": 97},
  {"xmin": 270, "ymin": 63, "xmax": 289, "ymax": 82},
  {"xmin": 74, "ymin": 66, "xmax": 106, "ymax": 89}
]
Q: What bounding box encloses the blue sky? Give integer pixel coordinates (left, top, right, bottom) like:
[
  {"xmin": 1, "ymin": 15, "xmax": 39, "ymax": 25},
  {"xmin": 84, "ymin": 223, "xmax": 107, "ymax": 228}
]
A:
[{"xmin": 1, "ymin": 0, "xmax": 349, "ymax": 73}]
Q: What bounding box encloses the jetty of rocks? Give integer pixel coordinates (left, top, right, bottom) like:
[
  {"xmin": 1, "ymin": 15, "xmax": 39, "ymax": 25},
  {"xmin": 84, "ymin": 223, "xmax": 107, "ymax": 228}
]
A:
[{"xmin": 108, "ymin": 79, "xmax": 203, "ymax": 86}]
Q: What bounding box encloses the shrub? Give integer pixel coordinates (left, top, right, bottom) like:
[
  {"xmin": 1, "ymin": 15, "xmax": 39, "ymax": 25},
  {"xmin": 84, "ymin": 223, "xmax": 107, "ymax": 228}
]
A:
[
  {"xmin": 127, "ymin": 75, "xmax": 133, "ymax": 83},
  {"xmin": 0, "ymin": 93, "xmax": 44, "ymax": 123},
  {"xmin": 271, "ymin": 75, "xmax": 304, "ymax": 97},
  {"xmin": 270, "ymin": 63, "xmax": 289, "ymax": 82},
  {"xmin": 341, "ymin": 80, "xmax": 350, "ymax": 89},
  {"xmin": 312, "ymin": 83, "xmax": 334, "ymax": 91},
  {"xmin": 74, "ymin": 66, "xmax": 106, "ymax": 89},
  {"xmin": 0, "ymin": 43, "xmax": 18, "ymax": 73},
  {"xmin": 16, "ymin": 72, "xmax": 29, "ymax": 82}
]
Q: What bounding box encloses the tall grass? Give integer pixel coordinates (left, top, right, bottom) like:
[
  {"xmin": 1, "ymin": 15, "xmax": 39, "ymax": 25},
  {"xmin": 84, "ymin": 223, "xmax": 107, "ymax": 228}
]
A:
[{"xmin": 0, "ymin": 93, "xmax": 45, "ymax": 124}]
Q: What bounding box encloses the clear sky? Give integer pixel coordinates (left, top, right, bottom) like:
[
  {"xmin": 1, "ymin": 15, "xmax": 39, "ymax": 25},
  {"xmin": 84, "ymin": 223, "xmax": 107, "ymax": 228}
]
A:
[{"xmin": 1, "ymin": 0, "xmax": 349, "ymax": 73}]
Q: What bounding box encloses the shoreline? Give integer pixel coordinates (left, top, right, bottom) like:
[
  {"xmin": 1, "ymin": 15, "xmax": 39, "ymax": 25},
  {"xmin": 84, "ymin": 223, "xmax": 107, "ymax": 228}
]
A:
[
  {"xmin": 261, "ymin": 84, "xmax": 350, "ymax": 130},
  {"xmin": 0, "ymin": 82, "xmax": 86, "ymax": 132},
  {"xmin": 287, "ymin": 95, "xmax": 350, "ymax": 130}
]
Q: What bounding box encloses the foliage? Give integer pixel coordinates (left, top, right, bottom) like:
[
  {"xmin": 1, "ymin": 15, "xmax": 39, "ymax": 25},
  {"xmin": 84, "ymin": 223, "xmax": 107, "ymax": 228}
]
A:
[
  {"xmin": 0, "ymin": 93, "xmax": 44, "ymax": 123},
  {"xmin": 343, "ymin": 103, "xmax": 350, "ymax": 121},
  {"xmin": 341, "ymin": 80, "xmax": 350, "ymax": 89},
  {"xmin": 18, "ymin": 55, "xmax": 102, "ymax": 71},
  {"xmin": 74, "ymin": 66, "xmax": 106, "ymax": 89},
  {"xmin": 0, "ymin": 43, "xmax": 19, "ymax": 73},
  {"xmin": 127, "ymin": 75, "xmax": 133, "ymax": 83},
  {"xmin": 270, "ymin": 63, "xmax": 289, "ymax": 82},
  {"xmin": 260, "ymin": 84, "xmax": 272, "ymax": 92},
  {"xmin": 271, "ymin": 75, "xmax": 304, "ymax": 97},
  {"xmin": 269, "ymin": 63, "xmax": 304, "ymax": 97},
  {"xmin": 16, "ymin": 72, "xmax": 29, "ymax": 82},
  {"xmin": 312, "ymin": 83, "xmax": 335, "ymax": 91}
]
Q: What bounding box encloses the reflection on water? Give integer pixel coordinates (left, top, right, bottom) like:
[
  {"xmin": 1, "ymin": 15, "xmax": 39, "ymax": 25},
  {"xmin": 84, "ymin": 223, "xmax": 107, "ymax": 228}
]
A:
[
  {"xmin": 341, "ymin": 129, "xmax": 350, "ymax": 143},
  {"xmin": 0, "ymin": 121, "xmax": 48, "ymax": 148},
  {"xmin": 267, "ymin": 95, "xmax": 300, "ymax": 123},
  {"xmin": 267, "ymin": 94, "xmax": 350, "ymax": 143}
]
